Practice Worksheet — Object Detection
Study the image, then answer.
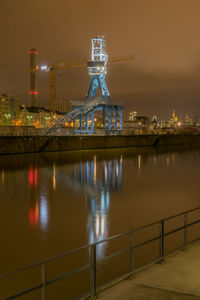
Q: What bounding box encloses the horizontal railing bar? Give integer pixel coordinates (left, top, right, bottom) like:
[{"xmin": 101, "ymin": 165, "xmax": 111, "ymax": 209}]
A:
[
  {"xmin": 187, "ymin": 237, "xmax": 200, "ymax": 245},
  {"xmin": 165, "ymin": 219, "xmax": 200, "ymax": 237},
  {"xmin": 95, "ymin": 231, "xmax": 130, "ymax": 245},
  {"xmin": 156, "ymin": 238, "xmax": 200, "ymax": 264},
  {"xmin": 165, "ymin": 225, "xmax": 185, "ymax": 237},
  {"xmin": 98, "ymin": 248, "xmax": 129, "ymax": 263},
  {"xmin": 1, "ymin": 205, "xmax": 200, "ymax": 285},
  {"xmin": 130, "ymin": 218, "xmax": 200, "ymax": 253},
  {"xmin": 133, "ymin": 235, "xmax": 160, "ymax": 249},
  {"xmin": 186, "ymin": 218, "xmax": 200, "ymax": 228},
  {"xmin": 98, "ymin": 234, "xmax": 200, "ymax": 291},
  {"xmin": 134, "ymin": 220, "xmax": 200, "ymax": 253},
  {"xmin": 97, "ymin": 243, "xmax": 195, "ymax": 299},
  {"xmin": 164, "ymin": 206, "xmax": 200, "ymax": 222},
  {"xmin": 98, "ymin": 234, "xmax": 200, "ymax": 282},
  {"xmin": 39, "ymin": 244, "xmax": 90, "ymax": 264},
  {"xmin": 46, "ymin": 263, "xmax": 91, "ymax": 286},
  {"xmin": 2, "ymin": 283, "xmax": 43, "ymax": 300},
  {"xmin": 0, "ymin": 244, "xmax": 90, "ymax": 280},
  {"xmin": 132, "ymin": 220, "xmax": 160, "ymax": 233},
  {"xmin": 131, "ymin": 206, "xmax": 200, "ymax": 234}
]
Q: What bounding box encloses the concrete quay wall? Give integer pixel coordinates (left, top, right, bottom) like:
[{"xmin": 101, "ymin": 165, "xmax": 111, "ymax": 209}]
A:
[{"xmin": 0, "ymin": 134, "xmax": 200, "ymax": 155}]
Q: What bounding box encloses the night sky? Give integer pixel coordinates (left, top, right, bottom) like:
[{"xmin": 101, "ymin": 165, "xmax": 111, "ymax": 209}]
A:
[{"xmin": 1, "ymin": 0, "xmax": 200, "ymax": 120}]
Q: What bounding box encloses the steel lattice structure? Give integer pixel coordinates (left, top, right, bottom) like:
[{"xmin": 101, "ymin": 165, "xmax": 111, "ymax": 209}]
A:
[
  {"xmin": 86, "ymin": 36, "xmax": 110, "ymax": 101},
  {"xmin": 43, "ymin": 37, "xmax": 125, "ymax": 136}
]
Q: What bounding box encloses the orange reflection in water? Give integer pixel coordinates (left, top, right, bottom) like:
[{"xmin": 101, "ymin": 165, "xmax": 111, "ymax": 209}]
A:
[{"xmin": 29, "ymin": 202, "xmax": 39, "ymax": 227}]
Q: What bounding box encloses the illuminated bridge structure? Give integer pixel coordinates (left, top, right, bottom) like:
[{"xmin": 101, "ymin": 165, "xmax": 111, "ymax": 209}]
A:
[{"xmin": 43, "ymin": 99, "xmax": 123, "ymax": 136}]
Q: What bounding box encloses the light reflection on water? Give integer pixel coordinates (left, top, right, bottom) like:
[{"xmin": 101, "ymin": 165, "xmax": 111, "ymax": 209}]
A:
[
  {"xmin": 27, "ymin": 153, "xmax": 123, "ymax": 260},
  {"xmin": 39, "ymin": 195, "xmax": 49, "ymax": 232},
  {"xmin": 53, "ymin": 155, "xmax": 123, "ymax": 259},
  {"xmin": 0, "ymin": 147, "xmax": 200, "ymax": 275}
]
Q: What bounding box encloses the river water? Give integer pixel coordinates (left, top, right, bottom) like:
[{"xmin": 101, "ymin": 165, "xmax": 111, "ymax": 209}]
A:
[{"xmin": 0, "ymin": 146, "xmax": 200, "ymax": 299}]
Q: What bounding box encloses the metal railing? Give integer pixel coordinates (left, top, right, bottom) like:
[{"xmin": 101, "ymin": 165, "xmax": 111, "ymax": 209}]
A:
[{"xmin": 1, "ymin": 206, "xmax": 200, "ymax": 300}]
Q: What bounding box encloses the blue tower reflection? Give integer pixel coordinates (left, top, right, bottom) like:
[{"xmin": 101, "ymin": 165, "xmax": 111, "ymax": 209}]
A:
[
  {"xmin": 28, "ymin": 155, "xmax": 123, "ymax": 259},
  {"xmin": 73, "ymin": 155, "xmax": 123, "ymax": 259}
]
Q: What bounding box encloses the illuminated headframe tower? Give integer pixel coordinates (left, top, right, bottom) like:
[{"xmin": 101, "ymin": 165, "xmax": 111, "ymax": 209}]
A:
[
  {"xmin": 29, "ymin": 48, "xmax": 38, "ymax": 106},
  {"xmin": 86, "ymin": 36, "xmax": 110, "ymax": 101}
]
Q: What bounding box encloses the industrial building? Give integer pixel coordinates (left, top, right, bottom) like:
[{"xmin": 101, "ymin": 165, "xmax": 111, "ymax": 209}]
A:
[
  {"xmin": 18, "ymin": 106, "xmax": 52, "ymax": 128},
  {"xmin": 0, "ymin": 98, "xmax": 54, "ymax": 128},
  {"xmin": 0, "ymin": 94, "xmax": 20, "ymax": 126},
  {"xmin": 55, "ymin": 98, "xmax": 72, "ymax": 114}
]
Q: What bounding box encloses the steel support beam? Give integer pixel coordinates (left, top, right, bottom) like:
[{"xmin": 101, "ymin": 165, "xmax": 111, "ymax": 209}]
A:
[
  {"xmin": 86, "ymin": 113, "xmax": 89, "ymax": 131},
  {"xmin": 119, "ymin": 108, "xmax": 123, "ymax": 131},
  {"xmin": 86, "ymin": 75, "xmax": 110, "ymax": 101},
  {"xmin": 80, "ymin": 115, "xmax": 82, "ymax": 131},
  {"xmin": 114, "ymin": 108, "xmax": 118, "ymax": 131},
  {"xmin": 103, "ymin": 106, "xmax": 106, "ymax": 130},
  {"xmin": 91, "ymin": 110, "xmax": 94, "ymax": 132},
  {"xmin": 108, "ymin": 107, "xmax": 112, "ymax": 131}
]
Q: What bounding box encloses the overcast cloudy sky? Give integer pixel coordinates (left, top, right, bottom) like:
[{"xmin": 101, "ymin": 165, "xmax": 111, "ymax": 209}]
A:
[{"xmin": 1, "ymin": 0, "xmax": 200, "ymax": 119}]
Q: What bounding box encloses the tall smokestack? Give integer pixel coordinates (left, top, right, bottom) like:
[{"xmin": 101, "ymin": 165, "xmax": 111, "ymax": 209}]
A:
[{"xmin": 29, "ymin": 48, "xmax": 38, "ymax": 106}]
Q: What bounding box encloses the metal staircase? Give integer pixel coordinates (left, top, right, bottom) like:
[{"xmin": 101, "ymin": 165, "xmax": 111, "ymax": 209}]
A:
[{"xmin": 43, "ymin": 99, "xmax": 106, "ymax": 136}]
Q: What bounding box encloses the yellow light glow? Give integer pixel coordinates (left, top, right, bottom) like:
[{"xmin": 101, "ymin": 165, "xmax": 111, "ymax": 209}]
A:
[
  {"xmin": 138, "ymin": 155, "xmax": 141, "ymax": 171},
  {"xmin": 34, "ymin": 120, "xmax": 40, "ymax": 128},
  {"xmin": 94, "ymin": 155, "xmax": 96, "ymax": 184},
  {"xmin": 65, "ymin": 122, "xmax": 73, "ymax": 127},
  {"xmin": 53, "ymin": 164, "xmax": 56, "ymax": 190},
  {"xmin": 96, "ymin": 215, "xmax": 100, "ymax": 237}
]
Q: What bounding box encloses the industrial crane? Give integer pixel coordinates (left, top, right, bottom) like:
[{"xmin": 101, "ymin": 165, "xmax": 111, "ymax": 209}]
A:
[
  {"xmin": 86, "ymin": 36, "xmax": 134, "ymax": 101},
  {"xmin": 41, "ymin": 38, "xmax": 134, "ymax": 112},
  {"xmin": 41, "ymin": 60, "xmax": 87, "ymax": 112}
]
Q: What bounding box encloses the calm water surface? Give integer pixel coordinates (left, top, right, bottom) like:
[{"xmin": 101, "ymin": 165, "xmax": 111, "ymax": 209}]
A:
[{"xmin": 0, "ymin": 146, "xmax": 200, "ymax": 299}]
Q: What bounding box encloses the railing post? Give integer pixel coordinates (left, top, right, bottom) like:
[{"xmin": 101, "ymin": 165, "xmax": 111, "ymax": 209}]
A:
[
  {"xmin": 90, "ymin": 244, "xmax": 97, "ymax": 299},
  {"xmin": 159, "ymin": 220, "xmax": 165, "ymax": 263},
  {"xmin": 129, "ymin": 231, "xmax": 134, "ymax": 278},
  {"xmin": 41, "ymin": 263, "xmax": 46, "ymax": 300},
  {"xmin": 184, "ymin": 212, "xmax": 188, "ymax": 249}
]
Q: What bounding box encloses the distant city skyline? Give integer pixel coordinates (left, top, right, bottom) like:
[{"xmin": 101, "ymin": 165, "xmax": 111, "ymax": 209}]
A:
[{"xmin": 1, "ymin": 0, "xmax": 200, "ymax": 119}]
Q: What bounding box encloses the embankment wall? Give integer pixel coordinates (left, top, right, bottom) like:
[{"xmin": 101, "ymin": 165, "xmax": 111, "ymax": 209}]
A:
[{"xmin": 0, "ymin": 134, "xmax": 200, "ymax": 155}]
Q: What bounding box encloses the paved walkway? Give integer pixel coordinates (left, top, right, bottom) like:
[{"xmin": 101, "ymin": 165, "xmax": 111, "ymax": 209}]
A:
[{"xmin": 98, "ymin": 241, "xmax": 200, "ymax": 299}]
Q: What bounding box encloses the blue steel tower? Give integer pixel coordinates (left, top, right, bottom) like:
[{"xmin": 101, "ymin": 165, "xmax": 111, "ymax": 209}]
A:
[
  {"xmin": 43, "ymin": 36, "xmax": 124, "ymax": 136},
  {"xmin": 86, "ymin": 36, "xmax": 110, "ymax": 101}
]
